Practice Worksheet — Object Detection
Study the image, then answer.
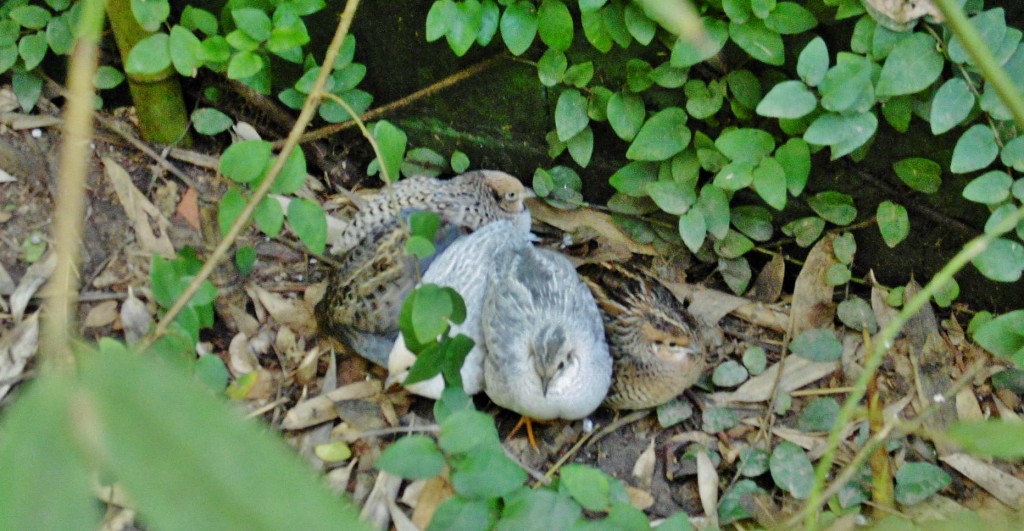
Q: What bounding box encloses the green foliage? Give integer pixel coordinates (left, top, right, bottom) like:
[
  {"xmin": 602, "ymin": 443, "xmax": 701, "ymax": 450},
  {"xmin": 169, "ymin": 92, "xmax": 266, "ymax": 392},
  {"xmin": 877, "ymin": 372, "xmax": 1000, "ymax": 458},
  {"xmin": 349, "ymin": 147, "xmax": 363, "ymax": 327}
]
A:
[
  {"xmin": 894, "ymin": 462, "xmax": 952, "ymax": 505},
  {"xmin": 789, "ymin": 328, "xmax": 842, "ymax": 362},
  {"xmin": 0, "ymin": 342, "xmax": 368, "ymax": 530}
]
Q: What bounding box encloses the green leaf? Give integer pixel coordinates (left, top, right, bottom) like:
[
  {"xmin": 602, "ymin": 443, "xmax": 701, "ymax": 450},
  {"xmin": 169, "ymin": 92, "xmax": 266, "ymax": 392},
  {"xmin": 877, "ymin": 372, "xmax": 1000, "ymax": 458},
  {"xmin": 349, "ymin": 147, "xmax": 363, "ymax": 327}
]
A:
[
  {"xmin": 713, "ymin": 160, "xmax": 754, "ymax": 191},
  {"xmin": 195, "ymin": 354, "xmax": 229, "ymax": 391},
  {"xmin": 181, "ymin": 6, "xmax": 218, "ymax": 35},
  {"xmin": 882, "ymin": 96, "xmax": 913, "ymax": 133},
  {"xmin": 402, "ymin": 147, "xmax": 447, "ymax": 178},
  {"xmin": 972, "ymin": 238, "xmax": 1024, "ymax": 283},
  {"xmin": 439, "ymin": 410, "xmax": 500, "ymax": 454},
  {"xmin": 499, "ymin": 489, "xmax": 582, "ymax": 529},
  {"xmin": 678, "ymin": 208, "xmax": 707, "ymax": 253},
  {"xmin": 797, "ymin": 36, "xmax": 828, "ymax": 86},
  {"xmin": 702, "ymin": 407, "xmax": 740, "ymax": 432},
  {"xmin": 287, "ymin": 198, "xmax": 327, "ymax": 255},
  {"xmin": 451, "ymin": 150, "xmax": 470, "ymax": 173},
  {"xmin": 232, "ymin": 7, "xmax": 271, "ymax": 42},
  {"xmin": 698, "ymin": 184, "xmax": 730, "ymax": 239},
  {"xmin": 671, "ymin": 18, "xmax": 728, "ymax": 67},
  {"xmin": 893, "ymin": 157, "xmax": 941, "ymax": 193},
  {"xmin": 93, "ymin": 66, "xmax": 125, "ymax": 91},
  {"xmin": 376, "ymin": 435, "xmax": 445, "ymax": 480},
  {"xmin": 723, "ymin": 0, "xmax": 751, "ymax": 23},
  {"xmin": 220, "ymin": 140, "xmax": 271, "ymax": 184},
  {"xmin": 963, "ymin": 170, "xmax": 1012, "ymax": 204},
  {"xmin": 536, "ymin": 47, "xmax": 567, "ymax": 86},
  {"xmin": 191, "ymin": 108, "xmax": 233, "ymax": 136},
  {"xmin": 373, "ymin": 120, "xmax": 407, "ymax": 182},
  {"xmin": 563, "ymin": 61, "xmax": 594, "ymax": 87},
  {"xmin": 726, "ymin": 69, "xmax": 762, "ymax": 109},
  {"xmin": 131, "ymin": 0, "xmax": 170, "ymax": 32},
  {"xmin": 500, "ymin": 1, "xmax": 537, "ymax": 55},
  {"xmin": 838, "ymin": 296, "xmax": 877, "ymax": 332},
  {"xmin": 776, "ymin": 138, "xmax": 810, "ymax": 196},
  {"xmin": 217, "ymin": 188, "xmax": 246, "ymax": 237},
  {"xmin": 623, "ymin": 2, "xmax": 655, "ymax": 45},
  {"xmin": 797, "ymin": 397, "xmax": 840, "ymax": 432},
  {"xmin": 719, "ymin": 480, "xmax": 764, "ymax": 525},
  {"xmin": 555, "ymin": 89, "xmax": 589, "ymax": 141},
  {"xmin": 79, "ymin": 345, "xmax": 368, "ymax": 529},
  {"xmin": 234, "ymin": 246, "xmax": 256, "ymax": 276},
  {"xmin": 228, "ymin": 50, "xmax": 264, "ymax": 80},
  {"xmin": 601, "ymin": 1, "xmax": 631, "ymax": 48},
  {"xmin": 807, "ymin": 191, "xmax": 856, "ymax": 225},
  {"xmin": 790, "ymin": 328, "xmax": 842, "ymax": 361},
  {"xmin": 607, "ymin": 91, "xmax": 645, "ymax": 141},
  {"xmin": 782, "ymin": 216, "xmax": 824, "ymax": 247},
  {"xmin": 429, "ymin": 497, "xmax": 499, "ymax": 530},
  {"xmin": 426, "ymin": 0, "xmax": 454, "ymax": 42},
  {"xmin": 877, "ymin": 201, "xmax": 909, "ymax": 248},
  {"xmin": 819, "ymin": 55, "xmax": 873, "ymax": 113},
  {"xmin": 876, "ymin": 33, "xmax": 943, "ymax": 97},
  {"xmin": 272, "ymin": 149, "xmax": 307, "ymax": 195},
  {"xmin": 626, "ymin": 108, "xmax": 690, "ymax": 161},
  {"xmin": 717, "ymin": 128, "xmax": 775, "ymax": 164},
  {"xmin": 826, "ymin": 264, "xmax": 851, "ymax": 285},
  {"xmin": 254, "ymin": 197, "xmax": 284, "ymax": 237},
  {"xmin": 714, "ymin": 229, "xmax": 754, "ymax": 259},
  {"xmin": 10, "ymin": 5, "xmax": 51, "ymax": 29},
  {"xmin": 560, "ymin": 464, "xmax": 611, "ymax": 512},
  {"xmin": 45, "ymin": 15, "xmax": 73, "ymax": 55},
  {"xmin": 447, "ymin": 0, "xmax": 483, "ymax": 56},
  {"xmin": 973, "ymin": 310, "xmax": 1024, "ymax": 361},
  {"xmin": 684, "ymin": 79, "xmax": 724, "ymax": 119},
  {"xmin": 804, "ymin": 112, "xmax": 877, "ymax": 160},
  {"xmin": 537, "ymin": 0, "xmax": 573, "ymax": 51},
  {"xmin": 712, "ymin": 360, "xmax": 749, "ymax": 387},
  {"xmin": 646, "ymin": 180, "xmax": 695, "ymax": 215},
  {"xmin": 18, "ymin": 31, "xmax": 47, "ymax": 71},
  {"xmin": 477, "ymin": 0, "xmax": 499, "ymax": 46},
  {"xmin": 168, "ymin": 25, "xmax": 202, "ymax": 77},
  {"xmin": 757, "ymin": 80, "xmax": 817, "ymax": 119},
  {"xmin": 764, "ymin": 2, "xmax": 817, "ymax": 34},
  {"xmin": 731, "ymin": 205, "xmax": 773, "ymax": 241},
  {"xmin": 729, "ymin": 19, "xmax": 784, "ymax": 66},
  {"xmin": 895, "ymin": 462, "xmax": 951, "ymax": 505},
  {"xmin": 126, "ymin": 32, "xmax": 172, "ymax": 74},
  {"xmin": 581, "ymin": 9, "xmax": 612, "ymax": 52},
  {"xmin": 949, "ymin": 420, "xmax": 1024, "ymax": 459},
  {"xmin": 948, "ymin": 9, "xmax": 1007, "ymax": 65},
  {"xmin": 0, "ymin": 376, "xmax": 101, "ymax": 530},
  {"xmin": 930, "ymin": 78, "xmax": 975, "ymax": 135},
  {"xmin": 625, "ymin": 58, "xmax": 654, "ymax": 92},
  {"xmin": 719, "ymin": 257, "xmax": 752, "ymax": 294},
  {"xmin": 769, "ymin": 441, "xmax": 814, "ymax": 499}
]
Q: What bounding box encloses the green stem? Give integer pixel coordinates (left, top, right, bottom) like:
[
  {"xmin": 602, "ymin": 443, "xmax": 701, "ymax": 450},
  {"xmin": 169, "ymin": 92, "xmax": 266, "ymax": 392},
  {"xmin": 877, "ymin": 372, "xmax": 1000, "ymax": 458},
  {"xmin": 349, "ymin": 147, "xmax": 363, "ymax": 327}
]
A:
[
  {"xmin": 932, "ymin": 0, "xmax": 1024, "ymax": 130},
  {"xmin": 802, "ymin": 206, "xmax": 1024, "ymax": 529}
]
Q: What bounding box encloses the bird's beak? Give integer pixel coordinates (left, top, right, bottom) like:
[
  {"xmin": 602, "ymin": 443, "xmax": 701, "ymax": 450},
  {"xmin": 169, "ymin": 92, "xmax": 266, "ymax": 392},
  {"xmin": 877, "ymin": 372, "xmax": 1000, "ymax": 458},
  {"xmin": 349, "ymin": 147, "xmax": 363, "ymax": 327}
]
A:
[
  {"xmin": 541, "ymin": 375, "xmax": 550, "ymax": 397},
  {"xmin": 384, "ymin": 371, "xmax": 404, "ymax": 389}
]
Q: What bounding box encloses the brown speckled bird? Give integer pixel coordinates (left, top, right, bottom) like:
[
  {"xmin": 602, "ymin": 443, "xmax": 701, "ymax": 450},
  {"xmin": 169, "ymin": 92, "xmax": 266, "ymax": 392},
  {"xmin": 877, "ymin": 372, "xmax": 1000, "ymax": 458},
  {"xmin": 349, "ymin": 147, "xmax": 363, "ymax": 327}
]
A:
[
  {"xmin": 329, "ymin": 170, "xmax": 531, "ymax": 255},
  {"xmin": 580, "ymin": 262, "xmax": 706, "ymax": 410},
  {"xmin": 316, "ymin": 171, "xmax": 531, "ymax": 366}
]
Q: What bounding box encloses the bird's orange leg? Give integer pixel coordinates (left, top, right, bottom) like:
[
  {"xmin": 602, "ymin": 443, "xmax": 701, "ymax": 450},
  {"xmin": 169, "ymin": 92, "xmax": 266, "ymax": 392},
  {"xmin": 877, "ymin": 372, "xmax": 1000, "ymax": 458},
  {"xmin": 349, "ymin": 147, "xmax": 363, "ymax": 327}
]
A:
[{"xmin": 506, "ymin": 415, "xmax": 539, "ymax": 451}]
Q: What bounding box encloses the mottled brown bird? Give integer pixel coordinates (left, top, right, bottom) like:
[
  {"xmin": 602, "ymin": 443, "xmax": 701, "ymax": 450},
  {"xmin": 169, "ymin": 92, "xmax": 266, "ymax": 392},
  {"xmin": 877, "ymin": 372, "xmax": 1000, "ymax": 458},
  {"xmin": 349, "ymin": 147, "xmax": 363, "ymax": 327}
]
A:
[
  {"xmin": 329, "ymin": 170, "xmax": 531, "ymax": 254},
  {"xmin": 316, "ymin": 171, "xmax": 531, "ymax": 366},
  {"xmin": 580, "ymin": 262, "xmax": 706, "ymax": 410}
]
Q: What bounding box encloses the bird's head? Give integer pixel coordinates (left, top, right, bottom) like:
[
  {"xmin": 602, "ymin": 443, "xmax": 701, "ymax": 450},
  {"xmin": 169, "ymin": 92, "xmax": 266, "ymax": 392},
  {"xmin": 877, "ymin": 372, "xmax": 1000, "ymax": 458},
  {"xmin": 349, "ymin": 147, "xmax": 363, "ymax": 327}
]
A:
[
  {"xmin": 529, "ymin": 324, "xmax": 578, "ymax": 396},
  {"xmin": 641, "ymin": 319, "xmax": 699, "ymax": 365},
  {"xmin": 480, "ymin": 171, "xmax": 533, "ymax": 229}
]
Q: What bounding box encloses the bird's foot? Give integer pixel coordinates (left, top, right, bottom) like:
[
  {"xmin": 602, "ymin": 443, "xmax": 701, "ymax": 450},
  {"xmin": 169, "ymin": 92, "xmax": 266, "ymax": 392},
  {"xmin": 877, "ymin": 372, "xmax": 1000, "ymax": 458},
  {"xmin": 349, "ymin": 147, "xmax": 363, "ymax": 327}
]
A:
[{"xmin": 506, "ymin": 416, "xmax": 558, "ymax": 451}]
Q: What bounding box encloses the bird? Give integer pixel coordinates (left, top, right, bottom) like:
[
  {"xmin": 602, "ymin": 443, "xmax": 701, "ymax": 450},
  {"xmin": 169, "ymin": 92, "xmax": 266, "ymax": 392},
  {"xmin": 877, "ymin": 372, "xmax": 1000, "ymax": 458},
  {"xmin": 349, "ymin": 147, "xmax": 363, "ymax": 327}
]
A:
[
  {"xmin": 387, "ymin": 219, "xmax": 534, "ymax": 398},
  {"xmin": 480, "ymin": 242, "xmax": 612, "ymax": 446},
  {"xmin": 329, "ymin": 170, "xmax": 532, "ymax": 254},
  {"xmin": 579, "ymin": 261, "xmax": 707, "ymax": 410},
  {"xmin": 316, "ymin": 170, "xmax": 531, "ymax": 366}
]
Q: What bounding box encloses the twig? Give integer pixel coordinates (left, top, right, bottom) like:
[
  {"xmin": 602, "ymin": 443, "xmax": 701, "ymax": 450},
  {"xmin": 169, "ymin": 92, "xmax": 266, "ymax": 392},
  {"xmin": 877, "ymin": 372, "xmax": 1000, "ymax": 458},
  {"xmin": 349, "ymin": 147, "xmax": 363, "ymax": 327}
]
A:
[
  {"xmin": 142, "ymin": 0, "xmax": 363, "ymax": 348},
  {"xmin": 542, "ymin": 427, "xmax": 597, "ymax": 484},
  {"xmin": 43, "ymin": 0, "xmax": 106, "ymax": 371},
  {"xmin": 273, "ymin": 54, "xmax": 506, "ymax": 148}
]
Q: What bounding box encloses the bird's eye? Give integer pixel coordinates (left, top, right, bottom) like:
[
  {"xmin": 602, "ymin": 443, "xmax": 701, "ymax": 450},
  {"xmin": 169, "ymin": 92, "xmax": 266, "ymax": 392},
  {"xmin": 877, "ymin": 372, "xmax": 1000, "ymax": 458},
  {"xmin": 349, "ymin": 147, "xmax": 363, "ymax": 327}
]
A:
[
  {"xmin": 667, "ymin": 341, "xmax": 677, "ymax": 348},
  {"xmin": 505, "ymin": 191, "xmax": 518, "ymax": 201}
]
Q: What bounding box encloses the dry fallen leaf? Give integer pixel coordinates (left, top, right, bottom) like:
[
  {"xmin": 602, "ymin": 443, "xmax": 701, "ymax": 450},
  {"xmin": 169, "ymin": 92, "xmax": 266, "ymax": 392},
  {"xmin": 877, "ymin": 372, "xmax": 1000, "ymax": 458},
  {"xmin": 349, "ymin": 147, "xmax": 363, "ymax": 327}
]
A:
[
  {"xmin": 790, "ymin": 234, "xmax": 837, "ymax": 335},
  {"xmin": 83, "ymin": 300, "xmax": 120, "ymax": 328},
  {"xmin": 632, "ymin": 438, "xmax": 656, "ymax": 489},
  {"xmin": 712, "ymin": 356, "xmax": 839, "ymax": 404},
  {"xmin": 10, "ymin": 252, "xmax": 56, "ymax": 322},
  {"xmin": 250, "ymin": 285, "xmax": 317, "ymax": 336},
  {"xmin": 0, "ymin": 312, "xmax": 39, "ymax": 400},
  {"xmin": 749, "ymin": 252, "xmax": 784, "ymax": 303},
  {"xmin": 281, "ymin": 380, "xmax": 382, "ymax": 430},
  {"xmin": 228, "ymin": 332, "xmax": 261, "ymax": 376},
  {"xmin": 696, "ymin": 449, "xmax": 719, "ymax": 529},
  {"xmin": 175, "ymin": 187, "xmax": 201, "ymax": 231},
  {"xmin": 941, "ymin": 453, "xmax": 1024, "ymax": 509},
  {"xmin": 526, "ymin": 197, "xmax": 657, "ymax": 256},
  {"xmin": 0, "ymin": 261, "xmax": 15, "ymax": 296},
  {"xmin": 103, "ymin": 158, "xmax": 175, "ymax": 258},
  {"xmin": 361, "ymin": 471, "xmax": 402, "ymax": 531}
]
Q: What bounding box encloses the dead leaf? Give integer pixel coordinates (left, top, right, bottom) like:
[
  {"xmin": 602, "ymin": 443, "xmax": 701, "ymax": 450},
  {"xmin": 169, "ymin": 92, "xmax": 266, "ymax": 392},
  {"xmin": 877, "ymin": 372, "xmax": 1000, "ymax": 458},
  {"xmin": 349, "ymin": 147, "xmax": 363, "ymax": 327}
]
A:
[
  {"xmin": 738, "ymin": 490, "xmax": 780, "ymax": 528},
  {"xmin": 712, "ymin": 356, "xmax": 839, "ymax": 404},
  {"xmin": 0, "ymin": 168, "xmax": 14, "ymax": 183},
  {"xmin": 250, "ymin": 285, "xmax": 317, "ymax": 336},
  {"xmin": 175, "ymin": 187, "xmax": 201, "ymax": 230},
  {"xmin": 326, "ymin": 459, "xmax": 358, "ymax": 495},
  {"xmin": 0, "ymin": 313, "xmax": 39, "ymax": 400},
  {"xmin": 295, "ymin": 345, "xmax": 321, "ymax": 387},
  {"xmin": 868, "ymin": 271, "xmax": 898, "ymax": 332},
  {"xmin": 228, "ymin": 332, "xmax": 260, "ymax": 376},
  {"xmin": 361, "ymin": 471, "xmax": 402, "ymax": 531},
  {"xmin": 526, "ymin": 197, "xmax": 656, "ymax": 256},
  {"xmin": 410, "ymin": 476, "xmax": 451, "ymax": 529},
  {"xmin": 120, "ymin": 288, "xmax": 152, "ymax": 345},
  {"xmin": 0, "ymin": 261, "xmax": 14, "ymax": 295},
  {"xmin": 83, "ymin": 300, "xmax": 119, "ymax": 328},
  {"xmin": 281, "ymin": 380, "xmax": 382, "ymax": 430},
  {"xmin": 10, "ymin": 252, "xmax": 56, "ymax": 322},
  {"xmin": 696, "ymin": 449, "xmax": 719, "ymax": 528},
  {"xmin": 941, "ymin": 453, "xmax": 1024, "ymax": 509},
  {"xmin": 903, "ymin": 280, "xmax": 957, "ymax": 454},
  {"xmin": 632, "ymin": 438, "xmax": 656, "ymax": 488},
  {"xmin": 103, "ymin": 158, "xmax": 175, "ymax": 258},
  {"xmin": 790, "ymin": 234, "xmax": 837, "ymax": 335},
  {"xmin": 232, "ymin": 121, "xmax": 262, "ymax": 141},
  {"xmin": 674, "ymin": 284, "xmax": 788, "ymax": 332},
  {"xmin": 386, "ymin": 497, "xmax": 419, "ymax": 531},
  {"xmin": 955, "ymin": 387, "xmax": 984, "ymax": 422},
  {"xmin": 624, "ymin": 486, "xmax": 654, "ymax": 511},
  {"xmin": 749, "ymin": 253, "xmax": 784, "ymax": 303}
]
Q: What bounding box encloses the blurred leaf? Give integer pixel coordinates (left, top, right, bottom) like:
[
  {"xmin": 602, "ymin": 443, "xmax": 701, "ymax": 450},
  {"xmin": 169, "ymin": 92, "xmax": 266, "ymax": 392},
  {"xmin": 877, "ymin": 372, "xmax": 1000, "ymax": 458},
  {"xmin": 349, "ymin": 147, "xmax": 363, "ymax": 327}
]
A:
[
  {"xmin": 797, "ymin": 397, "xmax": 840, "ymax": 432},
  {"xmin": 376, "ymin": 435, "xmax": 445, "ymax": 480},
  {"xmin": 972, "ymin": 238, "xmax": 1024, "ymax": 283},
  {"xmin": 220, "ymin": 140, "xmax": 271, "ymax": 183},
  {"xmin": 429, "ymin": 497, "xmax": 499, "ymax": 531},
  {"xmin": 769, "ymin": 441, "xmax": 814, "ymax": 499},
  {"xmin": 537, "ymin": 0, "xmax": 572, "ymax": 51},
  {"xmin": 838, "ymin": 297, "xmax": 877, "ymax": 333},
  {"xmin": 373, "ymin": 120, "xmax": 408, "ymax": 182},
  {"xmin": 729, "ymin": 19, "xmax": 784, "ymax": 65},
  {"xmin": 500, "ymin": 1, "xmax": 538, "ymax": 55},
  {"xmin": 191, "ymin": 108, "xmax": 233, "ymax": 135},
  {"xmin": 287, "ymin": 198, "xmax": 327, "ymax": 255},
  {"xmin": 894, "ymin": 462, "xmax": 951, "ymax": 505},
  {"xmin": 671, "ymin": 17, "xmax": 727, "ymax": 67},
  {"xmin": 712, "ymin": 360, "xmax": 749, "ymax": 387},
  {"xmin": 560, "ymin": 464, "xmax": 611, "ymax": 512},
  {"xmin": 948, "ymin": 420, "xmax": 1024, "ymax": 458},
  {"xmin": 790, "ymin": 328, "xmax": 842, "ymax": 361}
]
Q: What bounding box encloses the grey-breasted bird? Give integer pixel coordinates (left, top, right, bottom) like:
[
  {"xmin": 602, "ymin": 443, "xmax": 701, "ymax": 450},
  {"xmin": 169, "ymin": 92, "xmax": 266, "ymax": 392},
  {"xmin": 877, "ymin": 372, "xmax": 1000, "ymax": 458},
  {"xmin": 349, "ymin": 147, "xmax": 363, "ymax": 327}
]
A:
[
  {"xmin": 316, "ymin": 171, "xmax": 530, "ymax": 366},
  {"xmin": 581, "ymin": 262, "xmax": 706, "ymax": 410}
]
